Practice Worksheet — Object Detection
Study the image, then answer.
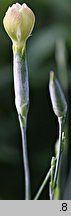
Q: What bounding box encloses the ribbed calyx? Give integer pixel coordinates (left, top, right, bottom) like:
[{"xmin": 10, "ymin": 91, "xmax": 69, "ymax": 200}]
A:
[
  {"xmin": 13, "ymin": 51, "xmax": 29, "ymax": 127},
  {"xmin": 49, "ymin": 71, "xmax": 67, "ymax": 118}
]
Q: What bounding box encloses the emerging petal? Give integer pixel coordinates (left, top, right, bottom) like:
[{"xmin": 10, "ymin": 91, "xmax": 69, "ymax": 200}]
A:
[{"xmin": 3, "ymin": 3, "xmax": 35, "ymax": 54}]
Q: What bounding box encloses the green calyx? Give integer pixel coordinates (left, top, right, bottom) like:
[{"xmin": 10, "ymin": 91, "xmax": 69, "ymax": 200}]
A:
[
  {"xmin": 49, "ymin": 71, "xmax": 67, "ymax": 118},
  {"xmin": 12, "ymin": 40, "xmax": 26, "ymax": 56}
]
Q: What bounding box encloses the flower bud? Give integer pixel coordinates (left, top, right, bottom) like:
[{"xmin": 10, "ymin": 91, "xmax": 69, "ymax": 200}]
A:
[
  {"xmin": 3, "ymin": 3, "xmax": 35, "ymax": 54},
  {"xmin": 49, "ymin": 71, "xmax": 67, "ymax": 118}
]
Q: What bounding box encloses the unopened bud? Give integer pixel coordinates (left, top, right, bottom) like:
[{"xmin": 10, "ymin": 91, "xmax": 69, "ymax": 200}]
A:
[
  {"xmin": 3, "ymin": 3, "xmax": 35, "ymax": 54},
  {"xmin": 49, "ymin": 71, "xmax": 67, "ymax": 118}
]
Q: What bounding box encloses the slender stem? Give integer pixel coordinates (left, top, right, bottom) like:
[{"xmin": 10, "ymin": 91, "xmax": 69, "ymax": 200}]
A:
[
  {"xmin": 52, "ymin": 117, "xmax": 63, "ymax": 199},
  {"xmin": 34, "ymin": 168, "xmax": 51, "ymax": 200},
  {"xmin": 49, "ymin": 183, "xmax": 53, "ymax": 200},
  {"xmin": 49, "ymin": 157, "xmax": 56, "ymax": 200},
  {"xmin": 19, "ymin": 115, "xmax": 30, "ymax": 200},
  {"xmin": 13, "ymin": 51, "xmax": 30, "ymax": 199}
]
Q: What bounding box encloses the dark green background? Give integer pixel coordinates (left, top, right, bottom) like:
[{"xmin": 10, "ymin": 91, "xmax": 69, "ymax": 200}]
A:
[{"xmin": 0, "ymin": 0, "xmax": 71, "ymax": 199}]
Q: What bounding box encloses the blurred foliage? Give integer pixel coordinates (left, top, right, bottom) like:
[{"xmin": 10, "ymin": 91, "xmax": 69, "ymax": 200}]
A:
[{"xmin": 0, "ymin": 0, "xmax": 71, "ymax": 199}]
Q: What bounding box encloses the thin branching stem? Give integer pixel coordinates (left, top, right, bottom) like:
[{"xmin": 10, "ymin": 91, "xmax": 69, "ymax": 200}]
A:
[
  {"xmin": 51, "ymin": 117, "xmax": 63, "ymax": 199},
  {"xmin": 34, "ymin": 168, "xmax": 51, "ymax": 200}
]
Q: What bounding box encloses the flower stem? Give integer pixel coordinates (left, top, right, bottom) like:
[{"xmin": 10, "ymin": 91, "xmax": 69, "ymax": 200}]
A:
[
  {"xmin": 52, "ymin": 117, "xmax": 63, "ymax": 199},
  {"xmin": 34, "ymin": 168, "xmax": 51, "ymax": 200},
  {"xmin": 49, "ymin": 157, "xmax": 56, "ymax": 200},
  {"xmin": 19, "ymin": 115, "xmax": 30, "ymax": 200},
  {"xmin": 13, "ymin": 51, "xmax": 30, "ymax": 199}
]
